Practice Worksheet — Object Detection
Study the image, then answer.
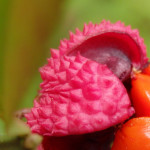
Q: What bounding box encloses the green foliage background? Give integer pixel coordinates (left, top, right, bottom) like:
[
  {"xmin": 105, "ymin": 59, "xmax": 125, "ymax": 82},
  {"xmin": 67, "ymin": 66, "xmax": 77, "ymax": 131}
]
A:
[{"xmin": 1, "ymin": 0, "xmax": 150, "ymax": 149}]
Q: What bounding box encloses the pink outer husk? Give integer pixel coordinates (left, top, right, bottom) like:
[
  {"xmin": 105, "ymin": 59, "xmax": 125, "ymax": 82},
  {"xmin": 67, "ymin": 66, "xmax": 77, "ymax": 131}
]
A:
[
  {"xmin": 25, "ymin": 54, "xmax": 134, "ymax": 137},
  {"xmin": 57, "ymin": 20, "xmax": 148, "ymax": 69}
]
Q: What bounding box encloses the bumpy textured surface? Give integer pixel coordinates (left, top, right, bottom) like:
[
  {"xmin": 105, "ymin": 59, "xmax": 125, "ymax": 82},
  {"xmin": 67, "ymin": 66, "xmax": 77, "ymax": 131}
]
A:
[
  {"xmin": 66, "ymin": 20, "xmax": 148, "ymax": 68},
  {"xmin": 25, "ymin": 20, "xmax": 149, "ymax": 150},
  {"xmin": 25, "ymin": 53, "xmax": 134, "ymax": 136},
  {"xmin": 42, "ymin": 20, "xmax": 149, "ymax": 83},
  {"xmin": 58, "ymin": 20, "xmax": 148, "ymax": 69}
]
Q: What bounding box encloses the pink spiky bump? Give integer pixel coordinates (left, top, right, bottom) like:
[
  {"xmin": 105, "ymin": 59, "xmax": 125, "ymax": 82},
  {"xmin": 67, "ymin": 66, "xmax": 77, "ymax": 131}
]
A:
[
  {"xmin": 58, "ymin": 20, "xmax": 148, "ymax": 71},
  {"xmin": 25, "ymin": 54, "xmax": 134, "ymax": 136}
]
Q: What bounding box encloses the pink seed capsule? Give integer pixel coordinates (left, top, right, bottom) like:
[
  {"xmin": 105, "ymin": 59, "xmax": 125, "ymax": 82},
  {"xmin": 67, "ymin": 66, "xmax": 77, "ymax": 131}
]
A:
[{"xmin": 25, "ymin": 20, "xmax": 148, "ymax": 150}]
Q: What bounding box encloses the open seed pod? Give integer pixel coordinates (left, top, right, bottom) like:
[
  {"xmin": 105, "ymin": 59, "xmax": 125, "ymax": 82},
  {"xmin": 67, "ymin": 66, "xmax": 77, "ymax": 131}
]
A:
[
  {"xmin": 58, "ymin": 20, "xmax": 148, "ymax": 81},
  {"xmin": 25, "ymin": 20, "xmax": 148, "ymax": 150}
]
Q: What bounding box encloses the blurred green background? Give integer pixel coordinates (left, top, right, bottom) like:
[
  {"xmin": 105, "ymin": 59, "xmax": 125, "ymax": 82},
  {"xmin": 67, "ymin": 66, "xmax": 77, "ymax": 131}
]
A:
[{"xmin": 1, "ymin": 0, "xmax": 150, "ymax": 148}]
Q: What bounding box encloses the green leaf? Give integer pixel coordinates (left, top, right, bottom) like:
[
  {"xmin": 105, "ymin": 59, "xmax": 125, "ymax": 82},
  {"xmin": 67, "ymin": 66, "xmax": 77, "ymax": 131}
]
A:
[
  {"xmin": 0, "ymin": 118, "xmax": 42, "ymax": 150},
  {"xmin": 7, "ymin": 118, "xmax": 30, "ymax": 138}
]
